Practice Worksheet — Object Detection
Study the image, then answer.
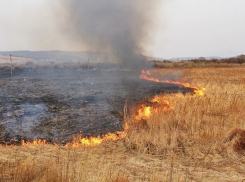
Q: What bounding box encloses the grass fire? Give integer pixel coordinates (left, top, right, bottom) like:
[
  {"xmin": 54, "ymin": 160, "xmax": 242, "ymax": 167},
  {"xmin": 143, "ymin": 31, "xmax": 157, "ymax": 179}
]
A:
[
  {"xmin": 1, "ymin": 0, "xmax": 245, "ymax": 180},
  {"xmin": 16, "ymin": 69, "xmax": 205, "ymax": 148},
  {"xmin": 1, "ymin": 64, "xmax": 245, "ymax": 181}
]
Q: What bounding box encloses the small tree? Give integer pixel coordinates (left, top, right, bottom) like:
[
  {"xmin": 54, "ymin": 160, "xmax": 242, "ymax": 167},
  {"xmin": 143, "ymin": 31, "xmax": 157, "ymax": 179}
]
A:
[
  {"xmin": 198, "ymin": 57, "xmax": 206, "ymax": 61},
  {"xmin": 237, "ymin": 54, "xmax": 245, "ymax": 64},
  {"xmin": 237, "ymin": 54, "xmax": 245, "ymax": 59}
]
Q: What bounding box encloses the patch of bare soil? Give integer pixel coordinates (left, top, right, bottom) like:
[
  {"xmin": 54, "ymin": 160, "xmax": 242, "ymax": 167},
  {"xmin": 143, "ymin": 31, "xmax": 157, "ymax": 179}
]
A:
[{"xmin": 0, "ymin": 68, "xmax": 191, "ymax": 145}]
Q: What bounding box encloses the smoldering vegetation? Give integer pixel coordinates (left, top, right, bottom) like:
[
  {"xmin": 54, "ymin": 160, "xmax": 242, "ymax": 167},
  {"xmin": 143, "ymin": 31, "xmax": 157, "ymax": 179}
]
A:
[
  {"xmin": 0, "ymin": 66, "xmax": 191, "ymax": 145},
  {"xmin": 56, "ymin": 0, "xmax": 161, "ymax": 69},
  {"xmin": 0, "ymin": 0, "xmax": 165, "ymax": 145},
  {"xmin": 0, "ymin": 0, "xmax": 191, "ymax": 147}
]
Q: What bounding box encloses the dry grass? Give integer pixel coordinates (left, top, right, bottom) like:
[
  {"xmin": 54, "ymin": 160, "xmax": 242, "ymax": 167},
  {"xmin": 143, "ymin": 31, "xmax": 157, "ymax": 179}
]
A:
[
  {"xmin": 1, "ymin": 67, "xmax": 245, "ymax": 181},
  {"xmin": 153, "ymin": 60, "xmax": 245, "ymax": 68},
  {"xmin": 153, "ymin": 56, "xmax": 245, "ymax": 68}
]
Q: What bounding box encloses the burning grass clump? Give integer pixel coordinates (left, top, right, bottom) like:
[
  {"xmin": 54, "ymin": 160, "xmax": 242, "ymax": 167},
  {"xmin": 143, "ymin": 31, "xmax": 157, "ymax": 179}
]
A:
[{"xmin": 125, "ymin": 97, "xmax": 188, "ymax": 156}]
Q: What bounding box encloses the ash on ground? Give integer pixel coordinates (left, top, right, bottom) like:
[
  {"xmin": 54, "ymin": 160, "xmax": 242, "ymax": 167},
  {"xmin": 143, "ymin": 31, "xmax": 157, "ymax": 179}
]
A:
[{"xmin": 0, "ymin": 68, "xmax": 191, "ymax": 145}]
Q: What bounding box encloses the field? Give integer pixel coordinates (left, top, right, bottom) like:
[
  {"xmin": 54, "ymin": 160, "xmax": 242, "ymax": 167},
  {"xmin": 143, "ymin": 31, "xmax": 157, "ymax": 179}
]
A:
[{"xmin": 0, "ymin": 67, "xmax": 245, "ymax": 181}]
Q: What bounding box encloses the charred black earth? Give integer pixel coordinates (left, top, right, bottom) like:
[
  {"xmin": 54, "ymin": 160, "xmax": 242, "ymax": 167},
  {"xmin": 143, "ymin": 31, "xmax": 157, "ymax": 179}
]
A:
[{"xmin": 0, "ymin": 68, "xmax": 192, "ymax": 145}]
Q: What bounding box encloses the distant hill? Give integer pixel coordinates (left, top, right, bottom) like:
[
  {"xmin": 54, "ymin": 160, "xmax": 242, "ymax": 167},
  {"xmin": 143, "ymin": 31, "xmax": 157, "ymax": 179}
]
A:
[
  {"xmin": 0, "ymin": 50, "xmax": 228, "ymax": 64},
  {"xmin": 0, "ymin": 51, "xmax": 111, "ymax": 64},
  {"xmin": 0, "ymin": 50, "xmax": 160, "ymax": 65}
]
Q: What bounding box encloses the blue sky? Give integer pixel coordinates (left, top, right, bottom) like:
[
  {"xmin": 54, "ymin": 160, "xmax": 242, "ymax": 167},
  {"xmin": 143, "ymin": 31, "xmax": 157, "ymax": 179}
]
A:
[{"xmin": 0, "ymin": 0, "xmax": 244, "ymax": 59}]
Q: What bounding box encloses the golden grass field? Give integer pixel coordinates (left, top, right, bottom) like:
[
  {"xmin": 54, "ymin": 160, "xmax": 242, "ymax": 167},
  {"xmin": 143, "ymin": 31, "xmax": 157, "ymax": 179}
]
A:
[{"xmin": 1, "ymin": 67, "xmax": 245, "ymax": 182}]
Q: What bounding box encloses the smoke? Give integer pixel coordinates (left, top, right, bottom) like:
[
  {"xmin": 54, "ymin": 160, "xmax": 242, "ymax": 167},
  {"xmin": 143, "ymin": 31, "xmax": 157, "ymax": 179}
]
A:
[{"xmin": 58, "ymin": 0, "xmax": 161, "ymax": 69}]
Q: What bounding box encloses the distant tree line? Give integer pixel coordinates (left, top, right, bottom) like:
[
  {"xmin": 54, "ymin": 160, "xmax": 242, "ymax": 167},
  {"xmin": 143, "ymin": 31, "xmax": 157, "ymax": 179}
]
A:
[{"xmin": 151, "ymin": 54, "xmax": 245, "ymax": 68}]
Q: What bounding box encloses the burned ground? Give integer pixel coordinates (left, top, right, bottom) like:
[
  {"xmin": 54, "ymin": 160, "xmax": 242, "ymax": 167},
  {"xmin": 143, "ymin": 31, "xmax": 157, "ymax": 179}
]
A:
[{"xmin": 0, "ymin": 68, "xmax": 191, "ymax": 145}]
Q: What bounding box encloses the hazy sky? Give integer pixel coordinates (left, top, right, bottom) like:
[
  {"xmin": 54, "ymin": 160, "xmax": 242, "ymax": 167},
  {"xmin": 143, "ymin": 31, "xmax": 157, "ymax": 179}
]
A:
[{"xmin": 0, "ymin": 0, "xmax": 244, "ymax": 59}]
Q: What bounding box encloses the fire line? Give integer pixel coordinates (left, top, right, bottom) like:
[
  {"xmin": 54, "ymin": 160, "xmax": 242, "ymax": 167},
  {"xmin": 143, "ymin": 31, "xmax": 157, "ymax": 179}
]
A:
[
  {"xmin": 134, "ymin": 70, "xmax": 206, "ymax": 121},
  {"xmin": 15, "ymin": 70, "xmax": 206, "ymax": 147}
]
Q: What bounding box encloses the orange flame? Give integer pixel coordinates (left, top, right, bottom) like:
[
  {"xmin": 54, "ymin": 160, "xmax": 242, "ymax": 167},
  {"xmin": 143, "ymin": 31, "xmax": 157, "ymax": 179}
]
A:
[
  {"xmin": 140, "ymin": 70, "xmax": 205, "ymax": 96},
  {"xmin": 134, "ymin": 105, "xmax": 152, "ymax": 120},
  {"xmin": 17, "ymin": 123, "xmax": 129, "ymax": 148},
  {"xmin": 134, "ymin": 95, "xmax": 174, "ymax": 121},
  {"xmin": 134, "ymin": 70, "xmax": 206, "ymax": 121},
  {"xmin": 21, "ymin": 139, "xmax": 48, "ymax": 146},
  {"xmin": 65, "ymin": 122, "xmax": 129, "ymax": 148}
]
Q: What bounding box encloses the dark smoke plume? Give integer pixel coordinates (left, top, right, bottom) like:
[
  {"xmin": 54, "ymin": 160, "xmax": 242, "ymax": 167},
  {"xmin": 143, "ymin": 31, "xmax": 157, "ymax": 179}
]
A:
[{"xmin": 58, "ymin": 0, "xmax": 160, "ymax": 69}]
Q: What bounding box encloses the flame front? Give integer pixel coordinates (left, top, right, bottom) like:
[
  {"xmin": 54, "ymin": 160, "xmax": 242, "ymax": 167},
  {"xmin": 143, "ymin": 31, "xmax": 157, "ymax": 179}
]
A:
[
  {"xmin": 134, "ymin": 70, "xmax": 206, "ymax": 121},
  {"xmin": 17, "ymin": 70, "xmax": 206, "ymax": 148},
  {"xmin": 21, "ymin": 139, "xmax": 48, "ymax": 146},
  {"xmin": 134, "ymin": 96, "xmax": 174, "ymax": 121},
  {"xmin": 65, "ymin": 122, "xmax": 129, "ymax": 148},
  {"xmin": 140, "ymin": 70, "xmax": 206, "ymax": 96}
]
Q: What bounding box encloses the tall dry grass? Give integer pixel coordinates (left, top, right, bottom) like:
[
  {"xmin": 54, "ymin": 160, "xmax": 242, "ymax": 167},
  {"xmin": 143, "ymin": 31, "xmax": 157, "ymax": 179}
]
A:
[{"xmin": 1, "ymin": 67, "xmax": 245, "ymax": 181}]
